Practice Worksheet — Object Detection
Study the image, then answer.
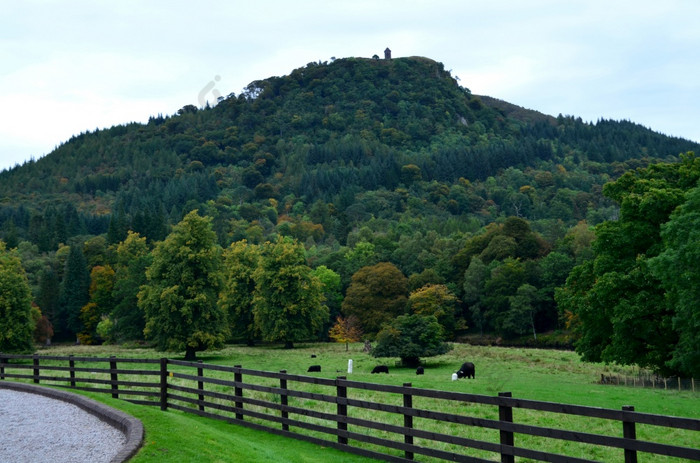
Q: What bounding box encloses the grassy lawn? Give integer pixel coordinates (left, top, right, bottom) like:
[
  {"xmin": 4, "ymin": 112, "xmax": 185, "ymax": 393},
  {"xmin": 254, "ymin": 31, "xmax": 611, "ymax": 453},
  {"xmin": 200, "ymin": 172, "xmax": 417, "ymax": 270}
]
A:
[
  {"xmin": 77, "ymin": 392, "xmax": 375, "ymax": 463},
  {"xmin": 31, "ymin": 342, "xmax": 700, "ymax": 462}
]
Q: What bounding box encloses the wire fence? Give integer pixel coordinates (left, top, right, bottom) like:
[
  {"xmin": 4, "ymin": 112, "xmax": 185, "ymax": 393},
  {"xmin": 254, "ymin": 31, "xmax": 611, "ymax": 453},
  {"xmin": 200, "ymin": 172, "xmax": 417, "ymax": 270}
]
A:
[{"xmin": 599, "ymin": 372, "xmax": 697, "ymax": 392}]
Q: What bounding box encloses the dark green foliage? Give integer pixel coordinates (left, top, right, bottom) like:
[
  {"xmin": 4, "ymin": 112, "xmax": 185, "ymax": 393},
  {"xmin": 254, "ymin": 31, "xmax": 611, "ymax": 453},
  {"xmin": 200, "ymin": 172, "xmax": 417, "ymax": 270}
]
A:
[
  {"xmin": 110, "ymin": 231, "xmax": 151, "ymax": 341},
  {"xmin": 648, "ymin": 183, "xmax": 700, "ymax": 377},
  {"xmin": 557, "ymin": 153, "xmax": 700, "ymax": 375},
  {"xmin": 57, "ymin": 241, "xmax": 90, "ymax": 341},
  {"xmin": 372, "ymin": 314, "xmax": 453, "ymax": 367}
]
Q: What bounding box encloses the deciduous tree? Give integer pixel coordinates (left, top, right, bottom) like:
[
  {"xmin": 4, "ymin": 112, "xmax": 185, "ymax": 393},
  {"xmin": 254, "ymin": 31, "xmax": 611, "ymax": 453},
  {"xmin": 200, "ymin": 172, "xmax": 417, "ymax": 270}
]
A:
[
  {"xmin": 648, "ymin": 184, "xmax": 700, "ymax": 377},
  {"xmin": 328, "ymin": 315, "xmax": 362, "ymax": 351},
  {"xmin": 252, "ymin": 236, "xmax": 327, "ymax": 348},
  {"xmin": 372, "ymin": 314, "xmax": 452, "ymax": 367},
  {"xmin": 557, "ymin": 154, "xmax": 700, "ymax": 375},
  {"xmin": 408, "ymin": 284, "xmax": 458, "ymax": 337},
  {"xmin": 341, "ymin": 262, "xmax": 408, "ymax": 336},
  {"xmin": 0, "ymin": 242, "xmax": 34, "ymax": 352},
  {"xmin": 111, "ymin": 231, "xmax": 151, "ymax": 341},
  {"xmin": 139, "ymin": 210, "xmax": 227, "ymax": 360},
  {"xmin": 219, "ymin": 240, "xmax": 261, "ymax": 346}
]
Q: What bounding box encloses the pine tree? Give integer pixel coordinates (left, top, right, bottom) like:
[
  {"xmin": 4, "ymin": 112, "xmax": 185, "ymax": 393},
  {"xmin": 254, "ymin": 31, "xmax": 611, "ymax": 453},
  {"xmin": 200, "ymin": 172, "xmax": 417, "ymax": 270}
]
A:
[{"xmin": 57, "ymin": 240, "xmax": 90, "ymax": 341}]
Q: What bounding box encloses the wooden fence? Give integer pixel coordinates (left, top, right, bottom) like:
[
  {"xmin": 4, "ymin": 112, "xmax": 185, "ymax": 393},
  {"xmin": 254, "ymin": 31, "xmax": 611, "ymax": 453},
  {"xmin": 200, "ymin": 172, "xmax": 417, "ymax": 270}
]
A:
[
  {"xmin": 1, "ymin": 353, "xmax": 698, "ymax": 463},
  {"xmin": 600, "ymin": 373, "xmax": 697, "ymax": 392}
]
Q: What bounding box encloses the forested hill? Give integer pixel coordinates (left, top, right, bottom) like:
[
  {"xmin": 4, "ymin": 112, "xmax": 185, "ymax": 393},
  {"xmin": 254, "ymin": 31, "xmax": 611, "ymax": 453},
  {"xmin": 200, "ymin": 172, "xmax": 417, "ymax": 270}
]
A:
[{"xmin": 3, "ymin": 55, "xmax": 699, "ymax": 372}]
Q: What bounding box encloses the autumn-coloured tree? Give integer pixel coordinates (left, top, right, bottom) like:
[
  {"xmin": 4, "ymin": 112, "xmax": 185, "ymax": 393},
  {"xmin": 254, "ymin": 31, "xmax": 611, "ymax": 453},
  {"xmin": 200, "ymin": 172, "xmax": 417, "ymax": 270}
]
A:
[
  {"xmin": 329, "ymin": 315, "xmax": 362, "ymax": 351},
  {"xmin": 408, "ymin": 284, "xmax": 458, "ymax": 337},
  {"xmin": 31, "ymin": 303, "xmax": 54, "ymax": 345},
  {"xmin": 79, "ymin": 265, "xmax": 115, "ymax": 344},
  {"xmin": 341, "ymin": 262, "xmax": 408, "ymax": 336}
]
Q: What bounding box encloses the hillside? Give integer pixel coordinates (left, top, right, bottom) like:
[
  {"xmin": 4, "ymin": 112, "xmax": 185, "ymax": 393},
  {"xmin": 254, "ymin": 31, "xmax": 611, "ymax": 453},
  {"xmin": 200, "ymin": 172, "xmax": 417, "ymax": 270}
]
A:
[{"xmin": 1, "ymin": 55, "xmax": 699, "ymax": 348}]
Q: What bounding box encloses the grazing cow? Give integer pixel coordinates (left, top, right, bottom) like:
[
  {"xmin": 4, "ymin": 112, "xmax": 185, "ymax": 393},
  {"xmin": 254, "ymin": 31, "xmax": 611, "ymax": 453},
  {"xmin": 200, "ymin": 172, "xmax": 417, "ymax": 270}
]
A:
[
  {"xmin": 310, "ymin": 354, "xmax": 317, "ymax": 358},
  {"xmin": 416, "ymin": 366, "xmax": 424, "ymax": 375},
  {"xmin": 371, "ymin": 365, "xmax": 389, "ymax": 374},
  {"xmin": 307, "ymin": 365, "xmax": 321, "ymax": 372},
  {"xmin": 456, "ymin": 362, "xmax": 475, "ymax": 379}
]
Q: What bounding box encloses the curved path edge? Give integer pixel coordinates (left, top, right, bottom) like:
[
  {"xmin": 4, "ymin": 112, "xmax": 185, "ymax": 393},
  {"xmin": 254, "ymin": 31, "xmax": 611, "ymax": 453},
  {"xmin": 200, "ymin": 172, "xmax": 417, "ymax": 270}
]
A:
[{"xmin": 0, "ymin": 381, "xmax": 143, "ymax": 463}]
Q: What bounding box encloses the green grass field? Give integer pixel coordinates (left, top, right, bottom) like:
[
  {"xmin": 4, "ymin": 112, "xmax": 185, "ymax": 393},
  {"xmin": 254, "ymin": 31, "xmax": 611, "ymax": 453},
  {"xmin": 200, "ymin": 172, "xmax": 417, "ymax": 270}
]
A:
[{"xmin": 35, "ymin": 342, "xmax": 700, "ymax": 462}]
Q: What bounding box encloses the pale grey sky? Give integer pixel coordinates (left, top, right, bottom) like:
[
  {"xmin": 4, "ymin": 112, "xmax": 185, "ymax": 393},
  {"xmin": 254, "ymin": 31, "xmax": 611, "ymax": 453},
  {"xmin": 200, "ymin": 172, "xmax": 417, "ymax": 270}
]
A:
[{"xmin": 2, "ymin": 0, "xmax": 699, "ymax": 172}]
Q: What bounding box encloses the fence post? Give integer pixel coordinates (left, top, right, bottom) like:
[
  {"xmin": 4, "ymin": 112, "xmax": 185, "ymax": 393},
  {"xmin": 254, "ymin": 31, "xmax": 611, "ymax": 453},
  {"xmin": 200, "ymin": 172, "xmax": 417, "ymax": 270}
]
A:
[
  {"xmin": 159, "ymin": 358, "xmax": 168, "ymax": 411},
  {"xmin": 0, "ymin": 353, "xmax": 5, "ymax": 380},
  {"xmin": 234, "ymin": 365, "xmax": 243, "ymax": 420},
  {"xmin": 280, "ymin": 370, "xmax": 289, "ymax": 431},
  {"xmin": 337, "ymin": 376, "xmax": 348, "ymax": 445},
  {"xmin": 110, "ymin": 356, "xmax": 119, "ymax": 399},
  {"xmin": 69, "ymin": 355, "xmax": 76, "ymax": 387},
  {"xmin": 498, "ymin": 392, "xmax": 515, "ymax": 463},
  {"xmin": 33, "ymin": 354, "xmax": 39, "ymax": 384},
  {"xmin": 622, "ymin": 405, "xmax": 638, "ymax": 463},
  {"xmin": 198, "ymin": 361, "xmax": 205, "ymax": 412},
  {"xmin": 403, "ymin": 382, "xmax": 414, "ymax": 460}
]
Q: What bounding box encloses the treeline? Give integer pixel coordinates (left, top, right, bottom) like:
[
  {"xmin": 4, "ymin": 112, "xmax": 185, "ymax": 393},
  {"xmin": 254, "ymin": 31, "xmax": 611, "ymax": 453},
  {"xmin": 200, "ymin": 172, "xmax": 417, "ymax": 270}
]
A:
[{"xmin": 4, "ymin": 152, "xmax": 698, "ymax": 378}]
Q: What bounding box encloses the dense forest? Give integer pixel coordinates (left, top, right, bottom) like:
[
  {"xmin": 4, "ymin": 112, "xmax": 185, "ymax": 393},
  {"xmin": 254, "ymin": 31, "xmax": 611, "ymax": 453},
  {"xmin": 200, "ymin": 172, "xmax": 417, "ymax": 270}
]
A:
[{"xmin": 1, "ymin": 56, "xmax": 698, "ymax": 375}]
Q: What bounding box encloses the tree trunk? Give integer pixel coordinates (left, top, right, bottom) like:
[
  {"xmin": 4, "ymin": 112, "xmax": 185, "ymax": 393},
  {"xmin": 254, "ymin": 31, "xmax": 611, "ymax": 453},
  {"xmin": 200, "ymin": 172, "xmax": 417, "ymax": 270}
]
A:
[
  {"xmin": 284, "ymin": 340, "xmax": 294, "ymax": 349},
  {"xmin": 185, "ymin": 346, "xmax": 197, "ymax": 361}
]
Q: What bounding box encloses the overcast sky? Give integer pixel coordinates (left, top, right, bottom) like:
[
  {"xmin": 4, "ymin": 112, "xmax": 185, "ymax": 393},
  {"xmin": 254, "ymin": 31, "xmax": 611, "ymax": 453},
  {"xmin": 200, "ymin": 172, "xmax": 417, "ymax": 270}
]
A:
[{"xmin": 2, "ymin": 0, "xmax": 699, "ymax": 172}]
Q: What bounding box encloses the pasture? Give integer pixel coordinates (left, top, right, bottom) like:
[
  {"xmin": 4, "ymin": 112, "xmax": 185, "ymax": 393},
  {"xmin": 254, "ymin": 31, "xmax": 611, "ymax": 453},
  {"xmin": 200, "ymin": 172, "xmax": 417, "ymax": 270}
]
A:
[{"xmin": 27, "ymin": 342, "xmax": 700, "ymax": 462}]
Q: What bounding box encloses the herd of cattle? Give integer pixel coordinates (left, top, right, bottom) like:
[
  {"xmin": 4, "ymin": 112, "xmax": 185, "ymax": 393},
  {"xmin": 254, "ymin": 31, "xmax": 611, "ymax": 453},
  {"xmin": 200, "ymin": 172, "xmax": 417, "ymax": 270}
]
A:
[{"xmin": 306, "ymin": 361, "xmax": 476, "ymax": 379}]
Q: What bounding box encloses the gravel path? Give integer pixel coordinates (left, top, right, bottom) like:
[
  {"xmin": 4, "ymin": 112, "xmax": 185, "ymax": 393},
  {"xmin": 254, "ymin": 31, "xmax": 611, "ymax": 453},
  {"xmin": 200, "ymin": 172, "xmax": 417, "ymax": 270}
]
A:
[{"xmin": 0, "ymin": 389, "xmax": 127, "ymax": 463}]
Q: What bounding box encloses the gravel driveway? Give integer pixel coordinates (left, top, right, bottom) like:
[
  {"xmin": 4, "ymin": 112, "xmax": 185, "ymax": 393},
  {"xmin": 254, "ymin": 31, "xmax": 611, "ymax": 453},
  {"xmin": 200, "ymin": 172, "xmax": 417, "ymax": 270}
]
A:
[{"xmin": 0, "ymin": 387, "xmax": 131, "ymax": 463}]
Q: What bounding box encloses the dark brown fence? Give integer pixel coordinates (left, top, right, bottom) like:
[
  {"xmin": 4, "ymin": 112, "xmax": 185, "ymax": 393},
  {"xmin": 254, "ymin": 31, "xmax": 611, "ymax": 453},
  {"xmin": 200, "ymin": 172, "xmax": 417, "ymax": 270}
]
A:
[{"xmin": 1, "ymin": 353, "xmax": 698, "ymax": 463}]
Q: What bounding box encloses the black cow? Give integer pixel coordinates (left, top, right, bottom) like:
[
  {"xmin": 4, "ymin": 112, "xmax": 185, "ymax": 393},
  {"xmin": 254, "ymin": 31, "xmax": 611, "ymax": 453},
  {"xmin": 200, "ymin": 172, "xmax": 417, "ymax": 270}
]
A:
[
  {"xmin": 307, "ymin": 365, "xmax": 321, "ymax": 372},
  {"xmin": 371, "ymin": 365, "xmax": 389, "ymax": 374},
  {"xmin": 456, "ymin": 362, "xmax": 475, "ymax": 379},
  {"xmin": 310, "ymin": 354, "xmax": 317, "ymax": 358},
  {"xmin": 416, "ymin": 366, "xmax": 424, "ymax": 375}
]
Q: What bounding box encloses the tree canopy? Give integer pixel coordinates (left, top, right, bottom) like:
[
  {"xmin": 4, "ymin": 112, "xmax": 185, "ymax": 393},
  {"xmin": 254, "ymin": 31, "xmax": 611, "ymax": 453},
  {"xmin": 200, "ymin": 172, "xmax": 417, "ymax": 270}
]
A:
[
  {"xmin": 556, "ymin": 153, "xmax": 700, "ymax": 376},
  {"xmin": 139, "ymin": 210, "xmax": 227, "ymax": 360},
  {"xmin": 252, "ymin": 236, "xmax": 327, "ymax": 348},
  {"xmin": 0, "ymin": 242, "xmax": 34, "ymax": 353},
  {"xmin": 372, "ymin": 313, "xmax": 452, "ymax": 367},
  {"xmin": 341, "ymin": 262, "xmax": 408, "ymax": 336}
]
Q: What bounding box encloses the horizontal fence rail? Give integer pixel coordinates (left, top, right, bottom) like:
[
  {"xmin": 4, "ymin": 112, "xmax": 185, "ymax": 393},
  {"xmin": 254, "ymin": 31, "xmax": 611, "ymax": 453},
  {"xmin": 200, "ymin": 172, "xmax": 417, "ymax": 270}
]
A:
[{"xmin": 1, "ymin": 353, "xmax": 698, "ymax": 462}]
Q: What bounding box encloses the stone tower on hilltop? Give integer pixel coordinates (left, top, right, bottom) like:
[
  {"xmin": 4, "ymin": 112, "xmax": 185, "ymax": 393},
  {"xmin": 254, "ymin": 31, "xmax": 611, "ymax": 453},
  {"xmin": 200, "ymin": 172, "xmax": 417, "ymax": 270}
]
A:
[{"xmin": 384, "ymin": 47, "xmax": 391, "ymax": 59}]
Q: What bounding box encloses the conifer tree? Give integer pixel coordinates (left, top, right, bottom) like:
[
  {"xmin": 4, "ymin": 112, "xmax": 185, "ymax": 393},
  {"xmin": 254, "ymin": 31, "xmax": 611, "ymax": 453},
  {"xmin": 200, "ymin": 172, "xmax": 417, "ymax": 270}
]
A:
[{"xmin": 57, "ymin": 240, "xmax": 90, "ymax": 341}]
